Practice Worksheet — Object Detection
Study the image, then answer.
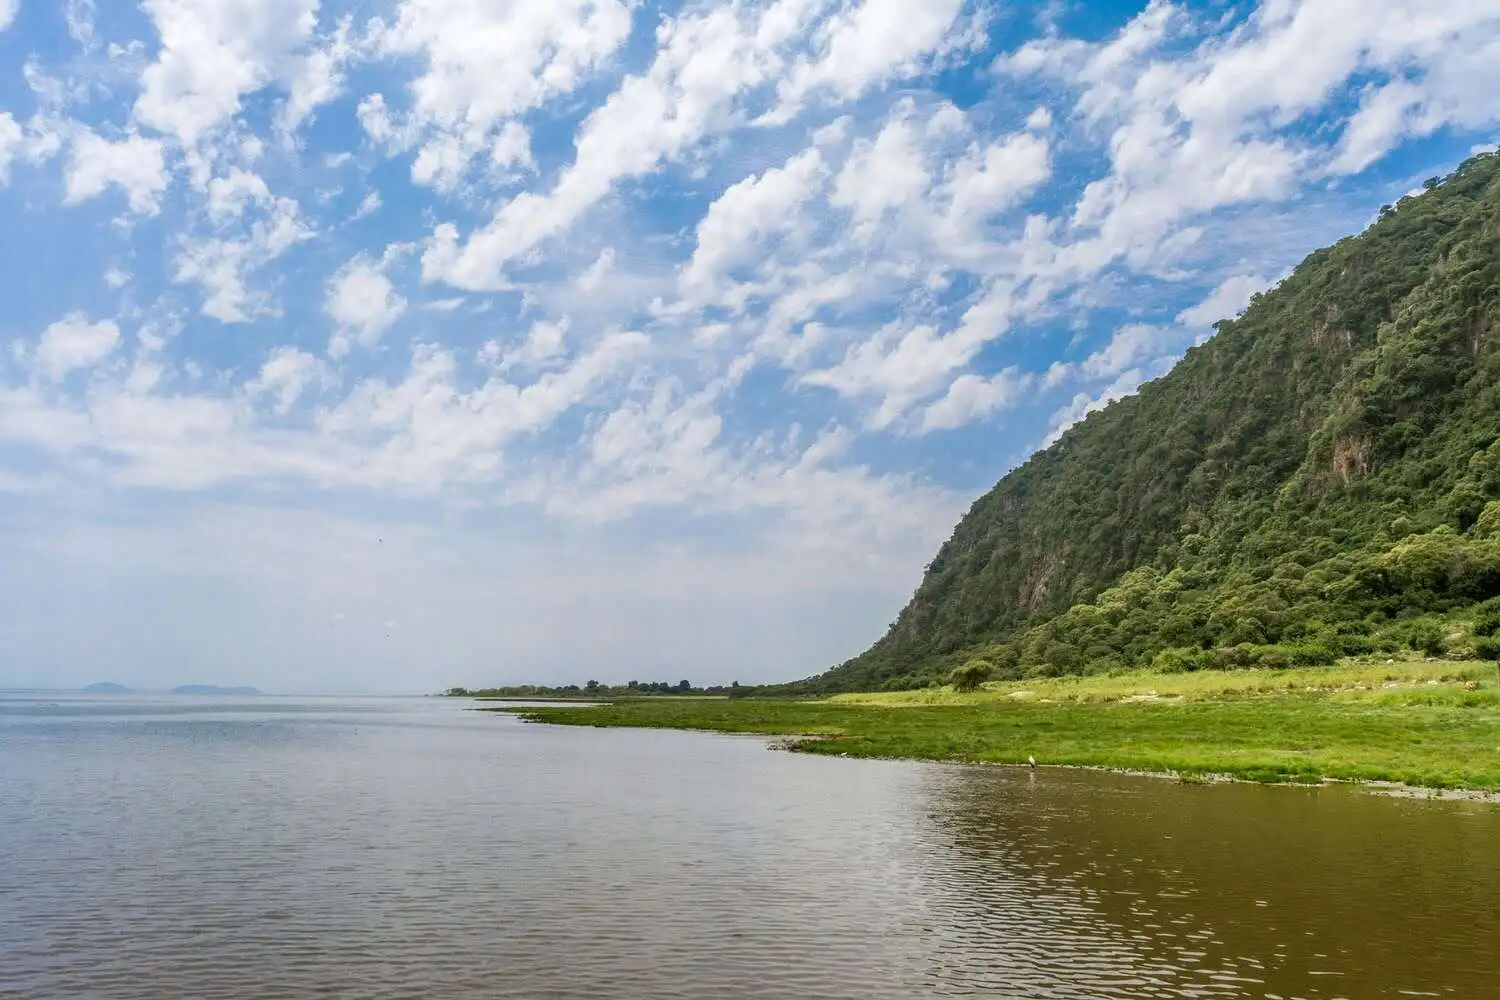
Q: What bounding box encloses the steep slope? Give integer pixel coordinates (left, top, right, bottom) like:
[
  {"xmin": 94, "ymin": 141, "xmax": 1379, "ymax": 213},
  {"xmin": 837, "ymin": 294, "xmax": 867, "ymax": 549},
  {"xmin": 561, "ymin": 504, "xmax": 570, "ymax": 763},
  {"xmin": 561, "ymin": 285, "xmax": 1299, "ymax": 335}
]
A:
[{"xmin": 807, "ymin": 151, "xmax": 1500, "ymax": 693}]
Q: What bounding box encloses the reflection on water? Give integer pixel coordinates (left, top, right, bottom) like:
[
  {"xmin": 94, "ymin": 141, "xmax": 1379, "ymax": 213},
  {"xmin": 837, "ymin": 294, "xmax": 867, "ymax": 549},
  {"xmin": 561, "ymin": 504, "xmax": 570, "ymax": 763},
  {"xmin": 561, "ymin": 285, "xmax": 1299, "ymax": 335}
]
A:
[
  {"xmin": 918, "ymin": 767, "xmax": 1500, "ymax": 998},
  {"xmin": 1, "ymin": 692, "xmax": 1496, "ymax": 999}
]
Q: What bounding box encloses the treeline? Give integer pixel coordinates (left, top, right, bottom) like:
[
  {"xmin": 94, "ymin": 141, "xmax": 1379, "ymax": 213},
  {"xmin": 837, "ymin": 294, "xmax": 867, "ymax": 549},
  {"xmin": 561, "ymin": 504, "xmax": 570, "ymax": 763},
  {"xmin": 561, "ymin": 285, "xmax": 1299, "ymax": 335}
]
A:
[{"xmin": 448, "ymin": 679, "xmax": 759, "ymax": 699}]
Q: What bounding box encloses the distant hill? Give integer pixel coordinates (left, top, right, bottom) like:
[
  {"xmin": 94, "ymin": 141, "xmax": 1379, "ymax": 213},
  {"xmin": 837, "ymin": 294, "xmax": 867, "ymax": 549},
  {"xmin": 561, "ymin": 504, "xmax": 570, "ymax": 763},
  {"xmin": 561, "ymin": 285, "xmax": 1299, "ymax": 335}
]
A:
[
  {"xmin": 83, "ymin": 682, "xmax": 131, "ymax": 693},
  {"xmin": 170, "ymin": 685, "xmax": 262, "ymax": 695},
  {"xmin": 799, "ymin": 150, "xmax": 1500, "ymax": 693}
]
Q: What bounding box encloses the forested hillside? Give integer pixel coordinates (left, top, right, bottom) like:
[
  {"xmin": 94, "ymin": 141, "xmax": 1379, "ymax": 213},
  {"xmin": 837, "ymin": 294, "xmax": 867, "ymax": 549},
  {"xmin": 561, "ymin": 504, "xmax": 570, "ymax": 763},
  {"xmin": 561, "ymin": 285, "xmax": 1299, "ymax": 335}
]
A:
[{"xmin": 803, "ymin": 150, "xmax": 1500, "ymax": 693}]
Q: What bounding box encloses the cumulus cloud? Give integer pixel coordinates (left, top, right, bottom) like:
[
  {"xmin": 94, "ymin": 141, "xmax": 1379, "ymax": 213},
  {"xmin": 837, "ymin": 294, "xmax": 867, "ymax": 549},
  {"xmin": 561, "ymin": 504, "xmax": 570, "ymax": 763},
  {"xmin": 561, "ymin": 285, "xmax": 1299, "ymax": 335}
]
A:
[
  {"xmin": 1177, "ymin": 273, "xmax": 1275, "ymax": 328},
  {"xmin": 175, "ymin": 195, "xmax": 313, "ymax": 322},
  {"xmin": 420, "ymin": 0, "xmax": 829, "ymax": 290},
  {"xmin": 34, "ymin": 314, "xmax": 121, "ymax": 382},
  {"xmin": 326, "ymin": 252, "xmax": 408, "ymax": 357},
  {"xmin": 132, "ymin": 0, "xmax": 322, "ymax": 146},
  {"xmin": 919, "ymin": 368, "xmax": 1030, "ymax": 433},
  {"xmin": 64, "ymin": 131, "xmax": 170, "ymax": 214},
  {"xmin": 247, "ymin": 346, "xmax": 326, "ymax": 415},
  {"xmin": 681, "ymin": 147, "xmax": 826, "ymax": 295}
]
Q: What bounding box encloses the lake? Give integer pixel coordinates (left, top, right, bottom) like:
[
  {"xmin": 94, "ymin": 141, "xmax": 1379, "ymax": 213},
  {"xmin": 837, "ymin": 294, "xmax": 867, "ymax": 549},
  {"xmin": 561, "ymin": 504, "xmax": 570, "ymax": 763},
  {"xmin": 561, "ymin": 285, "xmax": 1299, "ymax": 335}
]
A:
[{"xmin": 2, "ymin": 693, "xmax": 1496, "ymax": 999}]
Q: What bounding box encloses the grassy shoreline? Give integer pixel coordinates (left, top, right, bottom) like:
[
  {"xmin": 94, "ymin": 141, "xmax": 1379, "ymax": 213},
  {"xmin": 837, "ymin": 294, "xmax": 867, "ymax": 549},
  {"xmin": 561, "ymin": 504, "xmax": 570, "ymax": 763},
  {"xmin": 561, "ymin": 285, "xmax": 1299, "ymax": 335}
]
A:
[{"xmin": 484, "ymin": 659, "xmax": 1500, "ymax": 792}]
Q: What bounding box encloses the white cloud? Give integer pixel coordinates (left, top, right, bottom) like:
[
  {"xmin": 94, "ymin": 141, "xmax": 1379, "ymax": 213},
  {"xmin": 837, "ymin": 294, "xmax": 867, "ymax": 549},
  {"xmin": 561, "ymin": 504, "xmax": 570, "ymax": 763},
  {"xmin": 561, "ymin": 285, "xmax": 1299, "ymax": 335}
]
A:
[
  {"xmin": 326, "ymin": 253, "xmax": 408, "ymax": 357},
  {"xmin": 373, "ymin": 0, "xmax": 628, "ymax": 189},
  {"xmin": 409, "ymin": 121, "xmax": 533, "ymax": 192},
  {"xmin": 63, "ymin": 0, "xmax": 93, "ymax": 46},
  {"xmin": 918, "ymin": 367, "xmax": 1030, "ymax": 433},
  {"xmin": 1177, "ymin": 273, "xmax": 1274, "ymax": 328},
  {"xmin": 64, "ymin": 131, "xmax": 170, "ymax": 214},
  {"xmin": 803, "ymin": 321, "xmax": 979, "ymax": 429},
  {"xmin": 577, "ymin": 248, "xmax": 615, "ymax": 292},
  {"xmin": 351, "ymin": 190, "xmax": 382, "ymax": 221},
  {"xmin": 0, "ymin": 0, "xmax": 15, "ymax": 32},
  {"xmin": 939, "ymin": 130, "xmax": 1050, "ymax": 237},
  {"xmin": 830, "ymin": 105, "xmax": 930, "ymax": 235},
  {"xmin": 175, "ymin": 195, "xmax": 313, "ymax": 322},
  {"xmin": 1079, "ymin": 323, "xmax": 1173, "ymax": 380},
  {"xmin": 205, "ymin": 168, "xmax": 271, "ymax": 221},
  {"xmin": 134, "ymin": 0, "xmax": 321, "ymax": 146},
  {"xmin": 772, "ymin": 0, "xmax": 968, "ymax": 118},
  {"xmin": 493, "ymin": 319, "xmax": 568, "ymax": 371},
  {"xmin": 0, "ymin": 113, "xmax": 21, "ymax": 182},
  {"xmin": 682, "ymin": 147, "xmax": 826, "ymax": 294},
  {"xmin": 276, "ymin": 17, "xmax": 353, "ymax": 138},
  {"xmin": 422, "ymin": 0, "xmax": 827, "ymax": 290},
  {"xmin": 247, "ymin": 346, "xmax": 325, "ymax": 414},
  {"xmin": 34, "ymin": 314, "xmax": 121, "ymax": 382}
]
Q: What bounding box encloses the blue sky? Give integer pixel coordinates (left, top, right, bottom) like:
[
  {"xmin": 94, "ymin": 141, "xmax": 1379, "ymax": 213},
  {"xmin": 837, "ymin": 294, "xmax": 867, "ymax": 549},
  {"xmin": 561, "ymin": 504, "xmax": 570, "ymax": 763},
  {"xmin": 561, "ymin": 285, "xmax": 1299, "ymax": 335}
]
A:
[{"xmin": 1, "ymin": 0, "xmax": 1498, "ymax": 693}]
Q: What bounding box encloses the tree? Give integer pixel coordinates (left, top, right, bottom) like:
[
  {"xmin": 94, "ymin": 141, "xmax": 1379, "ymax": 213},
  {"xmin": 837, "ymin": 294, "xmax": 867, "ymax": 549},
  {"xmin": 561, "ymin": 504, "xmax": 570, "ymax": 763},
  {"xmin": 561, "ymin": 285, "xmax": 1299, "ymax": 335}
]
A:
[
  {"xmin": 586, "ymin": 680, "xmax": 600, "ymax": 693},
  {"xmin": 949, "ymin": 659, "xmax": 993, "ymax": 693},
  {"xmin": 677, "ymin": 679, "xmax": 692, "ymax": 692}
]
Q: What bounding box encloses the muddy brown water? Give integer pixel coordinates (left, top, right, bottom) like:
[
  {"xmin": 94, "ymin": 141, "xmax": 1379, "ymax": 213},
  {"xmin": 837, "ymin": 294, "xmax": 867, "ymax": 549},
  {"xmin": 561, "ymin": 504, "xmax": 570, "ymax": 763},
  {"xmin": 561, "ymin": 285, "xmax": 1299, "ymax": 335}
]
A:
[{"xmin": 2, "ymin": 693, "xmax": 1496, "ymax": 998}]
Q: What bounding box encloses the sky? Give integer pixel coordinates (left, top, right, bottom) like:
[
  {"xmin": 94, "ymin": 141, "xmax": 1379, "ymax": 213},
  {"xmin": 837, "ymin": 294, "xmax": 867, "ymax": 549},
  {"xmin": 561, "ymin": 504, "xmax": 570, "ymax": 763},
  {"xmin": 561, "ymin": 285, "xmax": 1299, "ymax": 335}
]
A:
[{"xmin": 1, "ymin": 0, "xmax": 1498, "ymax": 694}]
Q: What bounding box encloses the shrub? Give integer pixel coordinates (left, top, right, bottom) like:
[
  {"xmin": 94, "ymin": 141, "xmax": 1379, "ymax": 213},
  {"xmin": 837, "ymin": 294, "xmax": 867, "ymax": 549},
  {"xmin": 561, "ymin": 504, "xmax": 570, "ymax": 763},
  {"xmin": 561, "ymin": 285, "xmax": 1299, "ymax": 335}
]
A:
[
  {"xmin": 1152, "ymin": 648, "xmax": 1199, "ymax": 674},
  {"xmin": 1475, "ymin": 637, "xmax": 1500, "ymax": 663},
  {"xmin": 949, "ymin": 659, "xmax": 993, "ymax": 693},
  {"xmin": 1407, "ymin": 622, "xmax": 1447, "ymax": 655},
  {"xmin": 1473, "ymin": 609, "xmax": 1500, "ymax": 638},
  {"xmin": 1212, "ymin": 644, "xmax": 1257, "ymax": 670},
  {"xmin": 1337, "ymin": 634, "xmax": 1376, "ymax": 655},
  {"xmin": 1285, "ymin": 643, "xmax": 1339, "ymax": 667},
  {"xmin": 1252, "ymin": 646, "xmax": 1291, "ymax": 669}
]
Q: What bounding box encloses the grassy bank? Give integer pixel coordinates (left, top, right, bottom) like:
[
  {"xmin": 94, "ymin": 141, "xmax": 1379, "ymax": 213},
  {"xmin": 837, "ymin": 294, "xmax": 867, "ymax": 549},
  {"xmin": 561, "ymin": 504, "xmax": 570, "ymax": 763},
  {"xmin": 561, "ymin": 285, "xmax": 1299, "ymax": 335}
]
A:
[{"xmin": 486, "ymin": 659, "xmax": 1500, "ymax": 791}]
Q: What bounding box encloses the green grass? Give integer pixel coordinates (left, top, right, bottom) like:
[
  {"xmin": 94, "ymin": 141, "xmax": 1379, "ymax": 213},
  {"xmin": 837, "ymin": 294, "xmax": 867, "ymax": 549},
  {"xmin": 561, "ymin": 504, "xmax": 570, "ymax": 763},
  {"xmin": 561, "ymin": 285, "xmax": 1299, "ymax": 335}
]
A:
[{"xmin": 485, "ymin": 660, "xmax": 1500, "ymax": 791}]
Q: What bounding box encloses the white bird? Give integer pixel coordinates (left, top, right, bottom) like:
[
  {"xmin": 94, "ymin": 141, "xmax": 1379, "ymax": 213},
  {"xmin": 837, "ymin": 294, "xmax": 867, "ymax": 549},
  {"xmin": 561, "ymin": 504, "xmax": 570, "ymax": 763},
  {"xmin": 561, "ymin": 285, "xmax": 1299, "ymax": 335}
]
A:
[{"xmin": 1027, "ymin": 755, "xmax": 1037, "ymax": 768}]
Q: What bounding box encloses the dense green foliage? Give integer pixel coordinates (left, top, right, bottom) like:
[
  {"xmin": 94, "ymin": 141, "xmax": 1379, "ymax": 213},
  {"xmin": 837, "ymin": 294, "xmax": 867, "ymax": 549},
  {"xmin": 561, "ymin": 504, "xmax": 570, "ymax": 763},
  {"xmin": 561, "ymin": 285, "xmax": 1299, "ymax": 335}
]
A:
[
  {"xmin": 802, "ymin": 151, "xmax": 1500, "ymax": 693},
  {"xmin": 489, "ymin": 661, "xmax": 1500, "ymax": 790}
]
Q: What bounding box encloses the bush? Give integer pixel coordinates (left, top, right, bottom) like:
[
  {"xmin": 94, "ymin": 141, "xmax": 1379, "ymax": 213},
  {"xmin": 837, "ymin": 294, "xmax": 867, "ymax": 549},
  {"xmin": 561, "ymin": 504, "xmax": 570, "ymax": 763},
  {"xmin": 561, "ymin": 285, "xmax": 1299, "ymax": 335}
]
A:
[
  {"xmin": 1211, "ymin": 644, "xmax": 1257, "ymax": 670},
  {"xmin": 1337, "ymin": 634, "xmax": 1376, "ymax": 655},
  {"xmin": 1475, "ymin": 637, "xmax": 1500, "ymax": 662},
  {"xmin": 1251, "ymin": 646, "xmax": 1291, "ymax": 669},
  {"xmin": 1285, "ymin": 643, "xmax": 1339, "ymax": 667},
  {"xmin": 949, "ymin": 659, "xmax": 993, "ymax": 693},
  {"xmin": 1407, "ymin": 622, "xmax": 1447, "ymax": 655},
  {"xmin": 1473, "ymin": 610, "xmax": 1500, "ymax": 638},
  {"xmin": 1152, "ymin": 648, "xmax": 1200, "ymax": 674}
]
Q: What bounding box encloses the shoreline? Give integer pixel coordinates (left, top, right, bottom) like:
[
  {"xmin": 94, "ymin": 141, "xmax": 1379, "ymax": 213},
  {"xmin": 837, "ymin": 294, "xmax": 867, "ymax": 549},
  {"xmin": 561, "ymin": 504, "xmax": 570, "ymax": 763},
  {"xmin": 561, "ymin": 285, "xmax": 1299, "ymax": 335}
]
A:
[{"xmin": 484, "ymin": 659, "xmax": 1500, "ymax": 797}]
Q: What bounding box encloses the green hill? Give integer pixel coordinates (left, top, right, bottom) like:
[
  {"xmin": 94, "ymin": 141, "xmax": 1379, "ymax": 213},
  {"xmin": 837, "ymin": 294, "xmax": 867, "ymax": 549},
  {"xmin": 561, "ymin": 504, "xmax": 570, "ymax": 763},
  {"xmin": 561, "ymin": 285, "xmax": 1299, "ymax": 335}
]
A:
[{"xmin": 803, "ymin": 150, "xmax": 1500, "ymax": 693}]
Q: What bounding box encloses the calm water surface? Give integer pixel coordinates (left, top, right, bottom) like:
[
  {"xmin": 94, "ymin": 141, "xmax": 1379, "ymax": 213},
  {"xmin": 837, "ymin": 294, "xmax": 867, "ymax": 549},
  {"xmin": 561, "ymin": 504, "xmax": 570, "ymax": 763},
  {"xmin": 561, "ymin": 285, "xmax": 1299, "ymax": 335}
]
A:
[{"xmin": 2, "ymin": 692, "xmax": 1497, "ymax": 999}]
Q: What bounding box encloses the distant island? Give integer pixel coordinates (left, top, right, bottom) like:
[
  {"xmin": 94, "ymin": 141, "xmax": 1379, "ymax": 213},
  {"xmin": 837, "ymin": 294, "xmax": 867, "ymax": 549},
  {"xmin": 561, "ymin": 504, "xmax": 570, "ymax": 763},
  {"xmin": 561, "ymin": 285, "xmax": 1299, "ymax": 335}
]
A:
[
  {"xmin": 83, "ymin": 682, "xmax": 131, "ymax": 693},
  {"xmin": 170, "ymin": 685, "xmax": 262, "ymax": 695}
]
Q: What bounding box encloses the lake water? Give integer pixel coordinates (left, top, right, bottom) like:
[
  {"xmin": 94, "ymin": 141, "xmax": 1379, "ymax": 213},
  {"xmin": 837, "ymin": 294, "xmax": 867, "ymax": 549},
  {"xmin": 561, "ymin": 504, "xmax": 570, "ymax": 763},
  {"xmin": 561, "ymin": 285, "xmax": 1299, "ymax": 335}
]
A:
[{"xmin": 2, "ymin": 693, "xmax": 1497, "ymax": 999}]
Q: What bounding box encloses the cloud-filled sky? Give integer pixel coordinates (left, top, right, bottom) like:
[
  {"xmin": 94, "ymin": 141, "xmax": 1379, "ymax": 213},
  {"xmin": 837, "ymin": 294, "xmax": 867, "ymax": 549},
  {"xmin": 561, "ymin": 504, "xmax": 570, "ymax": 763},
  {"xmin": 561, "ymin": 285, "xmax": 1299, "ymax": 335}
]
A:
[{"xmin": 1, "ymin": 0, "xmax": 1497, "ymax": 694}]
